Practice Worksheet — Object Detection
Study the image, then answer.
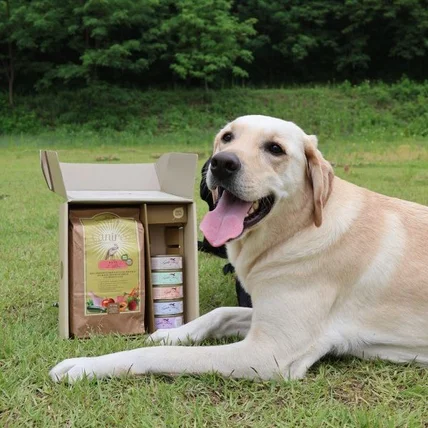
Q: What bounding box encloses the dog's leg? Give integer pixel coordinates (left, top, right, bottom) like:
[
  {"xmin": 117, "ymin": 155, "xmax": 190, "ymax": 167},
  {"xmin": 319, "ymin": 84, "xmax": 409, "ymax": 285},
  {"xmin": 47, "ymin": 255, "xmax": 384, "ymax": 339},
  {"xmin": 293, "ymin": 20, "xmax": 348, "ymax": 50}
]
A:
[
  {"xmin": 49, "ymin": 336, "xmax": 279, "ymax": 383},
  {"xmin": 349, "ymin": 344, "xmax": 428, "ymax": 366},
  {"xmin": 149, "ymin": 307, "xmax": 252, "ymax": 345},
  {"xmin": 50, "ymin": 282, "xmax": 341, "ymax": 383}
]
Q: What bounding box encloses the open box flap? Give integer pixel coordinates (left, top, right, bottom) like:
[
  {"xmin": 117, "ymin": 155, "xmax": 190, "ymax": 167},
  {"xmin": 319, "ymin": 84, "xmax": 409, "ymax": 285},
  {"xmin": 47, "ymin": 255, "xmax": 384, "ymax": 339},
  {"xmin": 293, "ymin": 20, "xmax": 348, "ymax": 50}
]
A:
[
  {"xmin": 155, "ymin": 152, "xmax": 198, "ymax": 200},
  {"xmin": 40, "ymin": 151, "xmax": 197, "ymax": 202},
  {"xmin": 40, "ymin": 150, "xmax": 68, "ymax": 199}
]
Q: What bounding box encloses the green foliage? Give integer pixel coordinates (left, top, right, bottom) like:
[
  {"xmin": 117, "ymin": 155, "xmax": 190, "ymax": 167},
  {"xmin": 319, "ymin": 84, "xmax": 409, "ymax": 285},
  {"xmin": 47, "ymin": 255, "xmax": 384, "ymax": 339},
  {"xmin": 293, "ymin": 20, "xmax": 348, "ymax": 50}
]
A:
[
  {"xmin": 34, "ymin": 0, "xmax": 165, "ymax": 88},
  {"xmin": 236, "ymin": 0, "xmax": 428, "ymax": 83},
  {"xmin": 0, "ymin": 96, "xmax": 40, "ymax": 133},
  {"xmin": 1, "ymin": 0, "xmax": 428, "ymax": 100},
  {"xmin": 162, "ymin": 0, "xmax": 256, "ymax": 86}
]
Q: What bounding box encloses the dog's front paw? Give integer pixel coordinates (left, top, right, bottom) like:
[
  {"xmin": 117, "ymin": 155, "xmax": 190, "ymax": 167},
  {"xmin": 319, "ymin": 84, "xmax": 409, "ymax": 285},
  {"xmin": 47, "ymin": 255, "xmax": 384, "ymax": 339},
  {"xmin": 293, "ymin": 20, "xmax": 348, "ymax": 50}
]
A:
[{"xmin": 49, "ymin": 357, "xmax": 96, "ymax": 383}]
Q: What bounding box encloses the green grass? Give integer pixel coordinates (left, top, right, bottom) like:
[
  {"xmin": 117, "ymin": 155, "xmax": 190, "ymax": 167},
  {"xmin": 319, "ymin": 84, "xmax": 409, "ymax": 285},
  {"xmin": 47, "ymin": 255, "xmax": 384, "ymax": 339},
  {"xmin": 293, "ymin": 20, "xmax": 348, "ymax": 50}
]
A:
[{"xmin": 1, "ymin": 132, "xmax": 428, "ymax": 427}]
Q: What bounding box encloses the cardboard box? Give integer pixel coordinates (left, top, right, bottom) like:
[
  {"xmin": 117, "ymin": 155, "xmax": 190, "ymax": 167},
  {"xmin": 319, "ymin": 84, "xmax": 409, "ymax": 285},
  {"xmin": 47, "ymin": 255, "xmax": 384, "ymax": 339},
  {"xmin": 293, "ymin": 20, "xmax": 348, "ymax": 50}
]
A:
[{"xmin": 40, "ymin": 151, "xmax": 199, "ymax": 338}]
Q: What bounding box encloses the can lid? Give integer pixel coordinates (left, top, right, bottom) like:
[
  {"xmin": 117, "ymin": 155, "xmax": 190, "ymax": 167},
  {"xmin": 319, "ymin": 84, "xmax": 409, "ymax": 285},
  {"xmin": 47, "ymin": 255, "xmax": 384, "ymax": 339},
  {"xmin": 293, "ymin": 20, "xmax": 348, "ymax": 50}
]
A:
[
  {"xmin": 154, "ymin": 314, "xmax": 183, "ymax": 318},
  {"xmin": 151, "ymin": 255, "xmax": 182, "ymax": 259},
  {"xmin": 152, "ymin": 284, "xmax": 183, "ymax": 288}
]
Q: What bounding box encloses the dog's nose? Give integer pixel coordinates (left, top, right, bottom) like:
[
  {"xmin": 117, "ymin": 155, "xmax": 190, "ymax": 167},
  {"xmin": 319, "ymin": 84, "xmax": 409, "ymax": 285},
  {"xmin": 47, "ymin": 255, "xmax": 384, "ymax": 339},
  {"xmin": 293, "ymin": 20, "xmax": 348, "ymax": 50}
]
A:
[{"xmin": 210, "ymin": 152, "xmax": 241, "ymax": 181}]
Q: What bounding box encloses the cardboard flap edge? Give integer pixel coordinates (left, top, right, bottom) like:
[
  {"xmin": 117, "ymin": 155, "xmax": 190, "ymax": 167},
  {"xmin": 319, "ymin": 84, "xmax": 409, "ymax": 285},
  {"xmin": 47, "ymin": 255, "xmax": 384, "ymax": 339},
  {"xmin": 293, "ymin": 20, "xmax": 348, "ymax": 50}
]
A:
[
  {"xmin": 40, "ymin": 150, "xmax": 68, "ymax": 199},
  {"xmin": 40, "ymin": 150, "xmax": 53, "ymax": 191}
]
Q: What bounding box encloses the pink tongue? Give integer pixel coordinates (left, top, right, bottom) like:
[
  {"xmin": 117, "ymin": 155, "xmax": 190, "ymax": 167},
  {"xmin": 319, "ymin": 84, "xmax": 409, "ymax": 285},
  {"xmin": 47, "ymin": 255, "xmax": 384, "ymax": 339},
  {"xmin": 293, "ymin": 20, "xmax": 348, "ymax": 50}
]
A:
[{"xmin": 200, "ymin": 191, "xmax": 252, "ymax": 247}]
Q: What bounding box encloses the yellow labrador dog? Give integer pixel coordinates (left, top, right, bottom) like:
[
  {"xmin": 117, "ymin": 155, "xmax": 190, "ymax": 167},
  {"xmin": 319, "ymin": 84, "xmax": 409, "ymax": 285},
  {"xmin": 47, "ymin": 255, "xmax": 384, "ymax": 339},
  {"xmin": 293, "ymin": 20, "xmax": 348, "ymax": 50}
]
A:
[{"xmin": 50, "ymin": 115, "xmax": 428, "ymax": 383}]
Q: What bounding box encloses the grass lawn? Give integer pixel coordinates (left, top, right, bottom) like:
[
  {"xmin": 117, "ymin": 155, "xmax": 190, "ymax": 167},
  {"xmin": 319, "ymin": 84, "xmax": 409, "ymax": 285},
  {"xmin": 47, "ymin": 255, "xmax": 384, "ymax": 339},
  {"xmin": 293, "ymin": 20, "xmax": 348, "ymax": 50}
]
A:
[{"xmin": 1, "ymin": 132, "xmax": 428, "ymax": 427}]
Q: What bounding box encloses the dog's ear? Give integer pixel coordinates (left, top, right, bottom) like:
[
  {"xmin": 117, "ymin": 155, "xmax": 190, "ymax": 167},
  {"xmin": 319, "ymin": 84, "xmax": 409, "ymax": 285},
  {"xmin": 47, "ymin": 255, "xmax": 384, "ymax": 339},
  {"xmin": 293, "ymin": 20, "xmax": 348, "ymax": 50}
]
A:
[
  {"xmin": 200, "ymin": 158, "xmax": 215, "ymax": 209},
  {"xmin": 201, "ymin": 156, "xmax": 220, "ymax": 206},
  {"xmin": 304, "ymin": 135, "xmax": 334, "ymax": 227}
]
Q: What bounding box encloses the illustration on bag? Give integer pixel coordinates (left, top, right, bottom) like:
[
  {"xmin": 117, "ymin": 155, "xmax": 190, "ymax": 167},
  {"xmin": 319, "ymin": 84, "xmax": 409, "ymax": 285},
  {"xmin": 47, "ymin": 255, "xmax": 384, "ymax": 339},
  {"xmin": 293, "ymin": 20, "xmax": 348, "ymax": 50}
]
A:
[{"xmin": 80, "ymin": 212, "xmax": 141, "ymax": 315}]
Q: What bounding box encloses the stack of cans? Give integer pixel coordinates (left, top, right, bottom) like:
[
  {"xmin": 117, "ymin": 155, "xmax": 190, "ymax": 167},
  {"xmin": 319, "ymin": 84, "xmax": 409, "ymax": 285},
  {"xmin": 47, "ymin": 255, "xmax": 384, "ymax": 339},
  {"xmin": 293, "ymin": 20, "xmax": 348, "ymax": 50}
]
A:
[{"xmin": 151, "ymin": 255, "xmax": 184, "ymax": 329}]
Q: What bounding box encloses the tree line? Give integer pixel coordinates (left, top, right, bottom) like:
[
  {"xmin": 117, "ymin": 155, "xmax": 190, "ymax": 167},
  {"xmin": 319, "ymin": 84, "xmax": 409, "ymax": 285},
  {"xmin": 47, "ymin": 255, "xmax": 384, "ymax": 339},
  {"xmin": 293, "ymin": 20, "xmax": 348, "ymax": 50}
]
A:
[{"xmin": 1, "ymin": 0, "xmax": 427, "ymax": 105}]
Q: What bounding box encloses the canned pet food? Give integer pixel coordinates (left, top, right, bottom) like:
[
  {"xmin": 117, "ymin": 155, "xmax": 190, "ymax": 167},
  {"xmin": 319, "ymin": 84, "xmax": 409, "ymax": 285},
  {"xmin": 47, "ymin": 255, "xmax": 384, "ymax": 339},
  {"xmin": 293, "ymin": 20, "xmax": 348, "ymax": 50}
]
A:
[
  {"xmin": 151, "ymin": 271, "xmax": 183, "ymax": 285},
  {"xmin": 153, "ymin": 285, "xmax": 183, "ymax": 300},
  {"xmin": 151, "ymin": 255, "xmax": 182, "ymax": 270},
  {"xmin": 154, "ymin": 315, "xmax": 184, "ymax": 329},
  {"xmin": 153, "ymin": 299, "xmax": 183, "ymax": 315}
]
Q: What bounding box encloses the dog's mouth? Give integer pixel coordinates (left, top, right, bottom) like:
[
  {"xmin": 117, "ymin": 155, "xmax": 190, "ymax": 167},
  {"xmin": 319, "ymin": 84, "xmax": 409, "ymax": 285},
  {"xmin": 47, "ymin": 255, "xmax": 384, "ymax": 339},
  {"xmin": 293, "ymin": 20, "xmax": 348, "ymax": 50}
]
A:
[
  {"xmin": 200, "ymin": 186, "xmax": 275, "ymax": 247},
  {"xmin": 218, "ymin": 187, "xmax": 275, "ymax": 229}
]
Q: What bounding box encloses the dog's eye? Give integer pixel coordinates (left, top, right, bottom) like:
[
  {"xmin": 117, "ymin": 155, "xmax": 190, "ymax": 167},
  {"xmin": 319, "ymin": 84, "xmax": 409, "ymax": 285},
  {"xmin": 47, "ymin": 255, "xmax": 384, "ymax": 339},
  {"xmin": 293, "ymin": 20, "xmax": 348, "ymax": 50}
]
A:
[
  {"xmin": 265, "ymin": 143, "xmax": 285, "ymax": 156},
  {"xmin": 221, "ymin": 132, "xmax": 233, "ymax": 143}
]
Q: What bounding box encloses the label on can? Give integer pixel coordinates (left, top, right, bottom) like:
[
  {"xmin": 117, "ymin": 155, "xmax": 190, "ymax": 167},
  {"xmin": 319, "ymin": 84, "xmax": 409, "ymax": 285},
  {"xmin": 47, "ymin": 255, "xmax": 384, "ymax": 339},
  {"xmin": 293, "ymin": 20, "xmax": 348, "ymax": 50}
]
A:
[
  {"xmin": 154, "ymin": 315, "xmax": 183, "ymax": 329},
  {"xmin": 151, "ymin": 271, "xmax": 183, "ymax": 285},
  {"xmin": 153, "ymin": 300, "xmax": 183, "ymax": 315},
  {"xmin": 151, "ymin": 256, "xmax": 182, "ymax": 270},
  {"xmin": 153, "ymin": 286, "xmax": 183, "ymax": 300}
]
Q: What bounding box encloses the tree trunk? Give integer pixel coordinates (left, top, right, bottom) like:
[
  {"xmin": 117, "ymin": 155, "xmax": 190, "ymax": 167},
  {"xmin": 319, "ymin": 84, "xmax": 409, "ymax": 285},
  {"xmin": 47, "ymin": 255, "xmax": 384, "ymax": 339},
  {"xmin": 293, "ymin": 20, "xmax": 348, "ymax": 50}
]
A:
[
  {"xmin": 5, "ymin": 0, "xmax": 14, "ymax": 107},
  {"xmin": 8, "ymin": 62, "xmax": 14, "ymax": 107}
]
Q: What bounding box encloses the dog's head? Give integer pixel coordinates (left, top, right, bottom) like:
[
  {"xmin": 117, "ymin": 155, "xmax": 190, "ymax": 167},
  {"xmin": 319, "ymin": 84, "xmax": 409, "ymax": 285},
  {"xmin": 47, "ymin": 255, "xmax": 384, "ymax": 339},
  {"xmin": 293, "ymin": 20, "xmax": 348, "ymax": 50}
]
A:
[{"xmin": 200, "ymin": 115, "xmax": 334, "ymax": 247}]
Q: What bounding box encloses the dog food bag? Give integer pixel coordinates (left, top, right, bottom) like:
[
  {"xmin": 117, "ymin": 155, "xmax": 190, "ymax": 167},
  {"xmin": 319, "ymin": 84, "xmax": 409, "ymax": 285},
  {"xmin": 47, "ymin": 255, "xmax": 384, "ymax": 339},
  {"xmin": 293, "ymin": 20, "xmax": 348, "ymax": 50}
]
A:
[{"xmin": 69, "ymin": 207, "xmax": 145, "ymax": 337}]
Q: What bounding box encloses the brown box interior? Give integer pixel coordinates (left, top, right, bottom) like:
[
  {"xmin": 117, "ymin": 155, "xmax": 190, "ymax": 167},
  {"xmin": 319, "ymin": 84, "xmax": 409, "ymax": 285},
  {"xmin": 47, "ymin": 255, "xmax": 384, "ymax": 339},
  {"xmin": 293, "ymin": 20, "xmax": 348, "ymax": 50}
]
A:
[{"xmin": 142, "ymin": 203, "xmax": 187, "ymax": 333}]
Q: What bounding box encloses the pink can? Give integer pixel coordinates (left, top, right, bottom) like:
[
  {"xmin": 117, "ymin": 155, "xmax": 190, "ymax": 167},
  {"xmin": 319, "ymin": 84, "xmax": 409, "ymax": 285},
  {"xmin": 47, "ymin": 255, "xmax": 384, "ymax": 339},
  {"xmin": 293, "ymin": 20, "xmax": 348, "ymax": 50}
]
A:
[{"xmin": 153, "ymin": 286, "xmax": 183, "ymax": 300}]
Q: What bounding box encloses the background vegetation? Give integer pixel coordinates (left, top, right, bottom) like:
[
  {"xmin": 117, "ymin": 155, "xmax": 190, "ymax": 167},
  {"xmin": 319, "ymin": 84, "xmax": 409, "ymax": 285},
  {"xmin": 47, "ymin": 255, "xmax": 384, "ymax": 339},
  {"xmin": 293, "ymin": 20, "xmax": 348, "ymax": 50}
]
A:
[
  {"xmin": 1, "ymin": 80, "xmax": 428, "ymax": 138},
  {"xmin": 1, "ymin": 0, "xmax": 428, "ymax": 107}
]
